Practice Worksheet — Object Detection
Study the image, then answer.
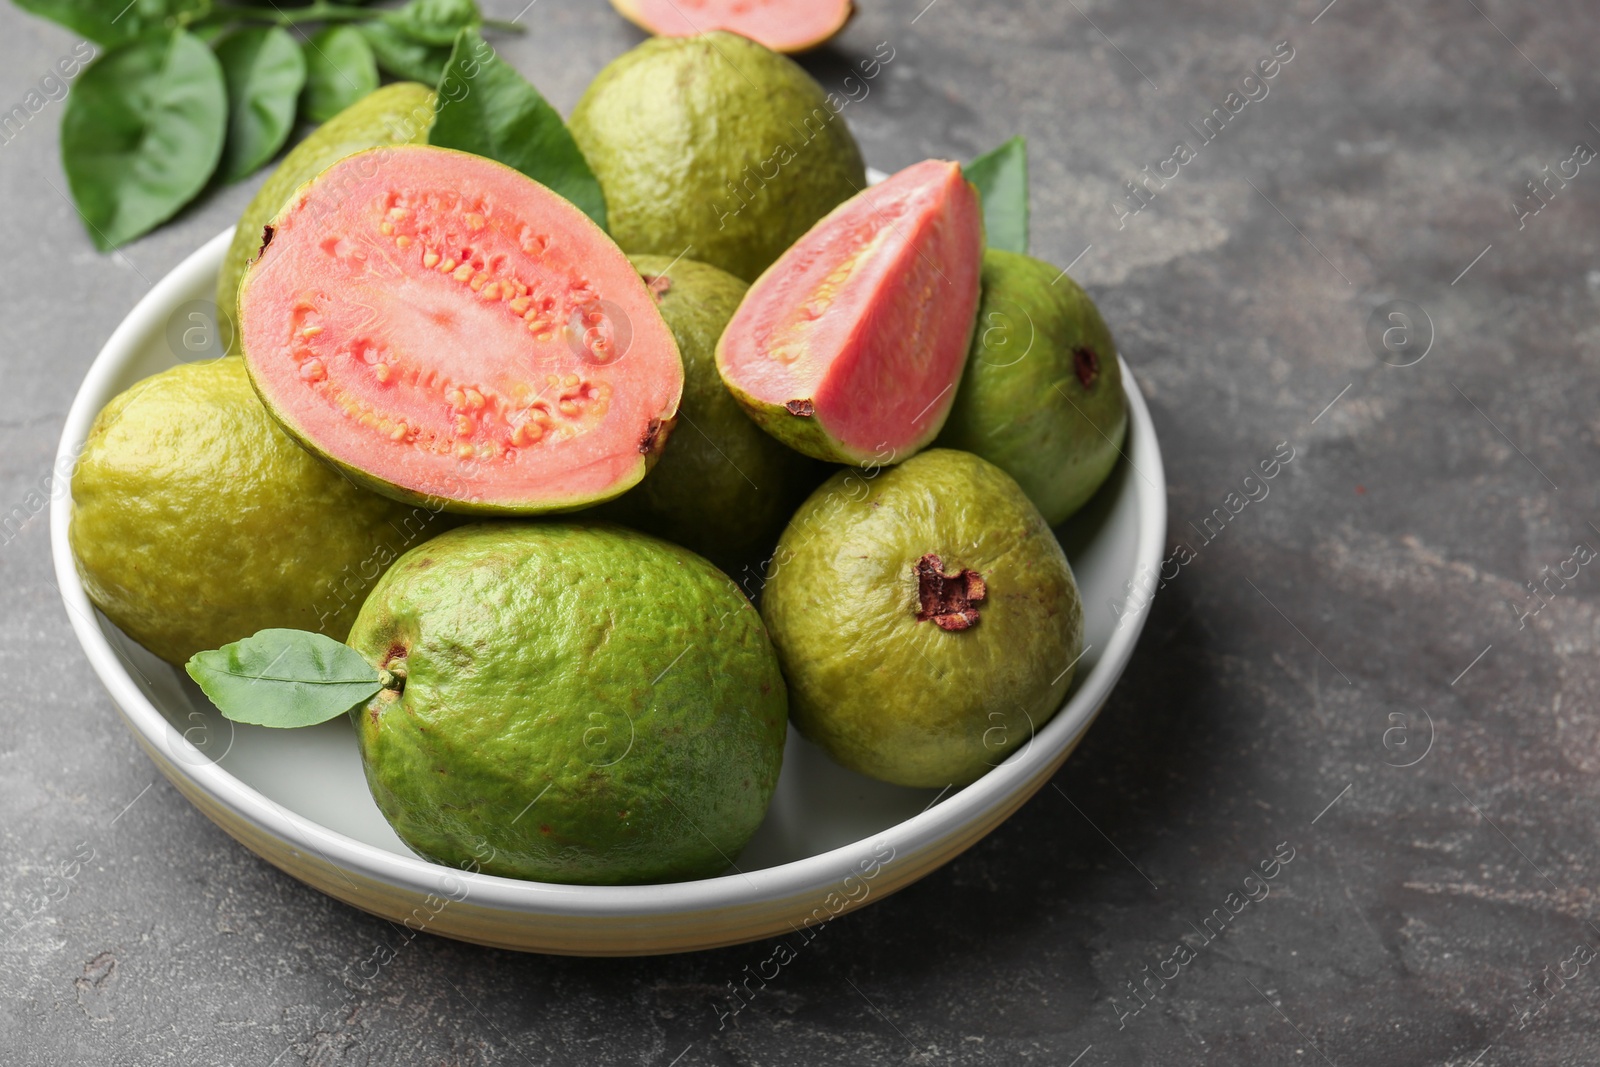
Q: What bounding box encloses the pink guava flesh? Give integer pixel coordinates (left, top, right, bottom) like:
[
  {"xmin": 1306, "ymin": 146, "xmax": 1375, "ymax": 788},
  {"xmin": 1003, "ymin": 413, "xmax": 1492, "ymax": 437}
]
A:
[
  {"xmin": 716, "ymin": 159, "xmax": 983, "ymax": 465},
  {"xmin": 612, "ymin": 0, "xmax": 852, "ymax": 52},
  {"xmin": 239, "ymin": 145, "xmax": 682, "ymax": 512}
]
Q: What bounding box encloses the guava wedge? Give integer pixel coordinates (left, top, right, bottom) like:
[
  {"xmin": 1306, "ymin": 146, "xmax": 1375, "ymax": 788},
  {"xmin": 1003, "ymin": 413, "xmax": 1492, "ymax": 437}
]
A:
[
  {"xmin": 218, "ymin": 82, "xmax": 435, "ymax": 349},
  {"xmin": 347, "ymin": 522, "xmax": 789, "ymax": 885},
  {"xmin": 238, "ymin": 144, "xmax": 684, "ymax": 514},
  {"xmin": 608, "ymin": 0, "xmax": 853, "ymax": 53},
  {"xmin": 761, "ymin": 449, "xmax": 1084, "ymax": 788},
  {"xmin": 936, "ymin": 249, "xmax": 1129, "ymax": 524},
  {"xmin": 716, "ymin": 160, "xmax": 984, "ymax": 466}
]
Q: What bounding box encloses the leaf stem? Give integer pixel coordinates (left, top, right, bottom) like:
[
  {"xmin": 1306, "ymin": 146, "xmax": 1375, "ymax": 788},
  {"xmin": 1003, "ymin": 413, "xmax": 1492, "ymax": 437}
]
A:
[
  {"xmin": 201, "ymin": 4, "xmax": 525, "ymax": 33},
  {"xmin": 206, "ymin": 3, "xmax": 378, "ymax": 25}
]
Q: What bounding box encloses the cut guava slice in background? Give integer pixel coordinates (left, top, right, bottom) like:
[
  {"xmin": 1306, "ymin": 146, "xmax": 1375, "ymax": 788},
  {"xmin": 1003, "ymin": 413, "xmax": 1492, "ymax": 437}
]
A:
[
  {"xmin": 715, "ymin": 159, "xmax": 983, "ymax": 467},
  {"xmin": 239, "ymin": 145, "xmax": 683, "ymax": 514},
  {"xmin": 608, "ymin": 0, "xmax": 853, "ymax": 53}
]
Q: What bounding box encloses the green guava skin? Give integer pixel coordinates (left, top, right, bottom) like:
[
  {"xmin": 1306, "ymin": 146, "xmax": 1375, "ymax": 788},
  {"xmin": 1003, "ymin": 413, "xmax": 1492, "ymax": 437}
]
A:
[
  {"xmin": 346, "ymin": 522, "xmax": 789, "ymax": 885},
  {"xmin": 762, "ymin": 449, "xmax": 1083, "ymax": 788},
  {"xmin": 935, "ymin": 249, "xmax": 1129, "ymax": 525},
  {"xmin": 596, "ymin": 255, "xmax": 827, "ymax": 572},
  {"xmin": 712, "ymin": 366, "xmax": 903, "ymax": 469},
  {"xmin": 569, "ymin": 32, "xmax": 866, "ymax": 282},
  {"xmin": 69, "ymin": 359, "xmax": 428, "ymax": 665},
  {"xmin": 216, "ymin": 82, "xmax": 435, "ymax": 349}
]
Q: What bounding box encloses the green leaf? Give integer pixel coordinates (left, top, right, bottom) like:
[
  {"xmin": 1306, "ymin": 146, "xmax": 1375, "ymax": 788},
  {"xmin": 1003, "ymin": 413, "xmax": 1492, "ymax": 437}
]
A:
[
  {"xmin": 185, "ymin": 629, "xmax": 386, "ymax": 728},
  {"xmin": 359, "ymin": 21, "xmax": 452, "ymax": 83},
  {"xmin": 61, "ymin": 30, "xmax": 227, "ymax": 251},
  {"xmin": 965, "ymin": 135, "xmax": 1029, "ymax": 255},
  {"xmin": 13, "ymin": 0, "xmax": 211, "ymax": 47},
  {"xmin": 384, "ymin": 0, "xmax": 481, "ymax": 45},
  {"xmin": 300, "ymin": 25, "xmax": 379, "ymax": 123},
  {"xmin": 430, "ymin": 29, "xmax": 607, "ymax": 230},
  {"xmin": 214, "ymin": 26, "xmax": 305, "ymax": 181}
]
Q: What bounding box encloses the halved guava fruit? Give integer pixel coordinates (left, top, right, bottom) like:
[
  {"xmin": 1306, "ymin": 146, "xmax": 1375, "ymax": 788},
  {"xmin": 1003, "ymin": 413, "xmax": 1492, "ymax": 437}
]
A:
[
  {"xmin": 239, "ymin": 144, "xmax": 683, "ymax": 513},
  {"xmin": 715, "ymin": 159, "xmax": 983, "ymax": 467},
  {"xmin": 608, "ymin": 0, "xmax": 853, "ymax": 53}
]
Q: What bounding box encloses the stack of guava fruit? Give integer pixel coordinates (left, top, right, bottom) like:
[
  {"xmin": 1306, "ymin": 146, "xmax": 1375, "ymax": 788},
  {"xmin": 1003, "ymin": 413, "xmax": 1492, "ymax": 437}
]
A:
[{"xmin": 69, "ymin": 30, "xmax": 1127, "ymax": 887}]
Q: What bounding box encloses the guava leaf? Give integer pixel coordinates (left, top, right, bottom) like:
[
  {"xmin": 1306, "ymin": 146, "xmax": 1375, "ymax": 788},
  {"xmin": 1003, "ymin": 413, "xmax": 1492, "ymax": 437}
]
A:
[
  {"xmin": 215, "ymin": 27, "xmax": 305, "ymax": 181},
  {"xmin": 430, "ymin": 28, "xmax": 607, "ymax": 231},
  {"xmin": 186, "ymin": 629, "xmax": 384, "ymax": 728},
  {"xmin": 965, "ymin": 136, "xmax": 1029, "ymax": 255},
  {"xmin": 384, "ymin": 0, "xmax": 481, "ymax": 46},
  {"xmin": 61, "ymin": 30, "xmax": 227, "ymax": 251},
  {"xmin": 14, "ymin": 0, "xmax": 211, "ymax": 47},
  {"xmin": 360, "ymin": 21, "xmax": 452, "ymax": 84},
  {"xmin": 300, "ymin": 26, "xmax": 379, "ymax": 124}
]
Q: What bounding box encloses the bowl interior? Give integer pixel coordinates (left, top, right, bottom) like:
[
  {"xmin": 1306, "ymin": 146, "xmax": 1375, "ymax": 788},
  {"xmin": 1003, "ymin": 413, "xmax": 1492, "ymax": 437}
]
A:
[{"xmin": 54, "ymin": 227, "xmax": 1161, "ymax": 896}]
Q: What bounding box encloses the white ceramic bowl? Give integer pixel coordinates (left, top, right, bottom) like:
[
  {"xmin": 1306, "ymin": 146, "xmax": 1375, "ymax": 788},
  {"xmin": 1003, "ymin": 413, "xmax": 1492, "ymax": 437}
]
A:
[{"xmin": 51, "ymin": 227, "xmax": 1166, "ymax": 955}]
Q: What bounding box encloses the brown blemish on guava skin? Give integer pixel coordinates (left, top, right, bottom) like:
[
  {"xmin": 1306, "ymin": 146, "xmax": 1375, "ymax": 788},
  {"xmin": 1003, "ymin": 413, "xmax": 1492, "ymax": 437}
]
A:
[
  {"xmin": 914, "ymin": 553, "xmax": 987, "ymax": 631},
  {"xmin": 786, "ymin": 399, "xmax": 815, "ymax": 417},
  {"xmin": 259, "ymin": 224, "xmax": 275, "ymax": 256},
  {"xmin": 1073, "ymin": 346, "xmax": 1100, "ymax": 388},
  {"xmin": 643, "ymin": 274, "xmax": 671, "ymax": 301},
  {"xmin": 639, "ymin": 418, "xmax": 666, "ymax": 455}
]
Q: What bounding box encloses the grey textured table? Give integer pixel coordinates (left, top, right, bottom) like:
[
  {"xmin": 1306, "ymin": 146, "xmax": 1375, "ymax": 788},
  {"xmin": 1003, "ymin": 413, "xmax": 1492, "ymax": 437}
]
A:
[{"xmin": 4, "ymin": 0, "xmax": 1599, "ymax": 1063}]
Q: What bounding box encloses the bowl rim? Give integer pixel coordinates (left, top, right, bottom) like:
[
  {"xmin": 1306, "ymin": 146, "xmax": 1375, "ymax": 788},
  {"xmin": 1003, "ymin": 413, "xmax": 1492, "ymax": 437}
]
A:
[{"xmin": 50, "ymin": 226, "xmax": 1167, "ymax": 920}]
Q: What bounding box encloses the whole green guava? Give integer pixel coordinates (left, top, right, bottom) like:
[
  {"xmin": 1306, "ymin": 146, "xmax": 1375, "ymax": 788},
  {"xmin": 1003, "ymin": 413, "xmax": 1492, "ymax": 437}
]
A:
[
  {"xmin": 762, "ymin": 449, "xmax": 1083, "ymax": 788},
  {"xmin": 69, "ymin": 359, "xmax": 434, "ymax": 664},
  {"xmin": 935, "ymin": 249, "xmax": 1128, "ymax": 525},
  {"xmin": 346, "ymin": 522, "xmax": 789, "ymax": 885},
  {"xmin": 597, "ymin": 254, "xmax": 826, "ymax": 573},
  {"xmin": 569, "ymin": 32, "xmax": 866, "ymax": 282}
]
